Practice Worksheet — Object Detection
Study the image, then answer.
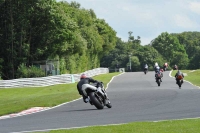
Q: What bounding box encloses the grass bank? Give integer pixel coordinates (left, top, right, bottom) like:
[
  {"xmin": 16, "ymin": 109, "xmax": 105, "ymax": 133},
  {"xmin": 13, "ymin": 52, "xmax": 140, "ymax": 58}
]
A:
[
  {"xmin": 40, "ymin": 119, "xmax": 200, "ymax": 133},
  {"xmin": 0, "ymin": 72, "xmax": 121, "ymax": 116}
]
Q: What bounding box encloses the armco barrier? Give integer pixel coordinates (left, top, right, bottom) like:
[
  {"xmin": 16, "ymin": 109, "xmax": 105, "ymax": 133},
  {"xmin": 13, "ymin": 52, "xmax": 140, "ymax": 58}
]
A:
[{"xmin": 0, "ymin": 68, "xmax": 109, "ymax": 88}]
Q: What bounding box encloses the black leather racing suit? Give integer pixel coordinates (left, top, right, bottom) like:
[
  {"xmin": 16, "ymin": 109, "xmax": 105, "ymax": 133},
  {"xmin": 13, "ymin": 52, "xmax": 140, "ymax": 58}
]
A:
[{"xmin": 77, "ymin": 78, "xmax": 97, "ymax": 96}]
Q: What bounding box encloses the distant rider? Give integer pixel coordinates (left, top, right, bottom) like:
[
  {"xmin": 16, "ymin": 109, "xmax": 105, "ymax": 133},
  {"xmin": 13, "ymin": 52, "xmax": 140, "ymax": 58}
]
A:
[
  {"xmin": 175, "ymin": 70, "xmax": 184, "ymax": 84},
  {"xmin": 77, "ymin": 74, "xmax": 100, "ymax": 103},
  {"xmin": 163, "ymin": 62, "xmax": 168, "ymax": 71},
  {"xmin": 154, "ymin": 62, "xmax": 160, "ymax": 72},
  {"xmin": 154, "ymin": 63, "xmax": 162, "ymax": 82},
  {"xmin": 144, "ymin": 64, "xmax": 148, "ymax": 72},
  {"xmin": 154, "ymin": 62, "xmax": 158, "ymax": 68},
  {"xmin": 174, "ymin": 64, "xmax": 178, "ymax": 70}
]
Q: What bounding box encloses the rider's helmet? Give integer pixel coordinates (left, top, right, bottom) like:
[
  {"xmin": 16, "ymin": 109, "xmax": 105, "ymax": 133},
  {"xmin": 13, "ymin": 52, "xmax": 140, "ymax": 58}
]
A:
[
  {"xmin": 155, "ymin": 62, "xmax": 158, "ymax": 67},
  {"xmin": 174, "ymin": 64, "xmax": 178, "ymax": 69},
  {"xmin": 80, "ymin": 74, "xmax": 87, "ymax": 79}
]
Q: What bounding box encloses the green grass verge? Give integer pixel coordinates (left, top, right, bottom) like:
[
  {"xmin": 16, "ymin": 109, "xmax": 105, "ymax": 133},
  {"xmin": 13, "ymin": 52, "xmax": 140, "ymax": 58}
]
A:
[
  {"xmin": 0, "ymin": 72, "xmax": 121, "ymax": 116},
  {"xmin": 39, "ymin": 119, "xmax": 200, "ymax": 133},
  {"xmin": 171, "ymin": 69, "xmax": 200, "ymax": 87}
]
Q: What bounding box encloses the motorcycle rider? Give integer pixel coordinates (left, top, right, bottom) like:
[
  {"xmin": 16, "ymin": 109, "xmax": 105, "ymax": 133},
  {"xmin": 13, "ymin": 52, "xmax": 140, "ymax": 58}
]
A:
[
  {"xmin": 163, "ymin": 62, "xmax": 168, "ymax": 71},
  {"xmin": 175, "ymin": 70, "xmax": 184, "ymax": 84},
  {"xmin": 174, "ymin": 64, "xmax": 178, "ymax": 70},
  {"xmin": 143, "ymin": 63, "xmax": 148, "ymax": 72},
  {"xmin": 154, "ymin": 63, "xmax": 162, "ymax": 82},
  {"xmin": 77, "ymin": 74, "xmax": 100, "ymax": 103}
]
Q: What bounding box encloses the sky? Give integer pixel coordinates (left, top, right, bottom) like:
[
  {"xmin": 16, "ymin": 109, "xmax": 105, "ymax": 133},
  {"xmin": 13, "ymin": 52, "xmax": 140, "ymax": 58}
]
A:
[{"xmin": 57, "ymin": 0, "xmax": 200, "ymax": 45}]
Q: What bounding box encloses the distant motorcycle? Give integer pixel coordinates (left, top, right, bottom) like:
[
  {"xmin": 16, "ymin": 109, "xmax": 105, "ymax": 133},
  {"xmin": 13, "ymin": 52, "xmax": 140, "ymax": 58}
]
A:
[
  {"xmin": 82, "ymin": 82, "xmax": 112, "ymax": 109},
  {"xmin": 176, "ymin": 75, "xmax": 183, "ymax": 88},
  {"xmin": 174, "ymin": 65, "xmax": 178, "ymax": 70},
  {"xmin": 144, "ymin": 68, "xmax": 148, "ymax": 74},
  {"xmin": 163, "ymin": 63, "xmax": 168, "ymax": 71},
  {"xmin": 155, "ymin": 71, "xmax": 162, "ymax": 86},
  {"xmin": 163, "ymin": 66, "xmax": 167, "ymax": 71}
]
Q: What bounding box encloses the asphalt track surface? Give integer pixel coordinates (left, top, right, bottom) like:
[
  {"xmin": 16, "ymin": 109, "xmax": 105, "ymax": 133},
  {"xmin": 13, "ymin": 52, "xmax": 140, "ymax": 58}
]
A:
[{"xmin": 0, "ymin": 71, "xmax": 200, "ymax": 133}]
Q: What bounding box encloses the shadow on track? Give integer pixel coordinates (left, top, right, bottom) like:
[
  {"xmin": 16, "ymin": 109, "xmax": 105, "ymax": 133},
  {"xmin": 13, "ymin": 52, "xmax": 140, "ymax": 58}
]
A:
[{"xmin": 63, "ymin": 108, "xmax": 106, "ymax": 112}]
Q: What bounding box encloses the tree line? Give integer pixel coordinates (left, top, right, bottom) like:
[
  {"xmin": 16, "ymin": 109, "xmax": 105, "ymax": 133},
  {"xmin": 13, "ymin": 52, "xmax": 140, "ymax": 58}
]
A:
[
  {"xmin": 101, "ymin": 31, "xmax": 200, "ymax": 71},
  {"xmin": 0, "ymin": 0, "xmax": 117, "ymax": 79},
  {"xmin": 0, "ymin": 0, "xmax": 199, "ymax": 79}
]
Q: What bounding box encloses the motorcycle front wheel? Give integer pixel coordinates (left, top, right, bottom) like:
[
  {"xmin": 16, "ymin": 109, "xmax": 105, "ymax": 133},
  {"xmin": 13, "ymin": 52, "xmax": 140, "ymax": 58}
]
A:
[
  {"xmin": 156, "ymin": 78, "xmax": 160, "ymax": 86},
  {"xmin": 177, "ymin": 80, "xmax": 182, "ymax": 88}
]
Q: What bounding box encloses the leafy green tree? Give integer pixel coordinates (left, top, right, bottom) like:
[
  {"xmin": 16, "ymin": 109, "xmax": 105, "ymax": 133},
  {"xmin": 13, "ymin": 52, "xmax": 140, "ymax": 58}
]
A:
[
  {"xmin": 0, "ymin": 0, "xmax": 117, "ymax": 78},
  {"xmin": 188, "ymin": 47, "xmax": 200, "ymax": 69},
  {"xmin": 16, "ymin": 63, "xmax": 45, "ymax": 78},
  {"xmin": 100, "ymin": 37, "xmax": 129, "ymax": 69},
  {"xmin": 151, "ymin": 32, "xmax": 188, "ymax": 68},
  {"xmin": 136, "ymin": 45, "xmax": 165, "ymax": 69},
  {"xmin": 94, "ymin": 19, "xmax": 117, "ymax": 56},
  {"xmin": 130, "ymin": 56, "xmax": 140, "ymax": 71},
  {"xmin": 172, "ymin": 31, "xmax": 200, "ymax": 69},
  {"xmin": 170, "ymin": 51, "xmax": 189, "ymax": 69}
]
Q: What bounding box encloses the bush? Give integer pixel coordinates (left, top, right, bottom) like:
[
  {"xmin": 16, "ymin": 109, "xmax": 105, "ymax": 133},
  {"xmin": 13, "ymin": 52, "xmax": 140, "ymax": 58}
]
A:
[{"xmin": 16, "ymin": 64, "xmax": 45, "ymax": 78}]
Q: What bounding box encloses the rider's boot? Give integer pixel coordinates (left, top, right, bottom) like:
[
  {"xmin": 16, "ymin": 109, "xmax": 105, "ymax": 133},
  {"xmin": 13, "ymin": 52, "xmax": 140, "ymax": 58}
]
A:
[{"xmin": 82, "ymin": 95, "xmax": 89, "ymax": 103}]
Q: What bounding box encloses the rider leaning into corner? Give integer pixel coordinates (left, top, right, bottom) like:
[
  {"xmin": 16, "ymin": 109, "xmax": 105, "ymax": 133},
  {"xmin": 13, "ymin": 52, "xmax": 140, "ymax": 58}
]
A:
[
  {"xmin": 77, "ymin": 74, "xmax": 99, "ymax": 103},
  {"xmin": 175, "ymin": 70, "xmax": 184, "ymax": 84},
  {"xmin": 77, "ymin": 73, "xmax": 110, "ymax": 105}
]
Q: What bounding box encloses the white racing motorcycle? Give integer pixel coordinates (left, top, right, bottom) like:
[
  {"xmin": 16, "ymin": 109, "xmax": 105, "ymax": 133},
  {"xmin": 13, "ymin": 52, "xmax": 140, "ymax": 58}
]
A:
[{"xmin": 82, "ymin": 82, "xmax": 112, "ymax": 109}]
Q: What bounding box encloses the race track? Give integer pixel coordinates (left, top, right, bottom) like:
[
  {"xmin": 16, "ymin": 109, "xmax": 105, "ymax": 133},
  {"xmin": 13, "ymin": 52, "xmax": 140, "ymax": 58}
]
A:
[{"xmin": 0, "ymin": 71, "xmax": 200, "ymax": 133}]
